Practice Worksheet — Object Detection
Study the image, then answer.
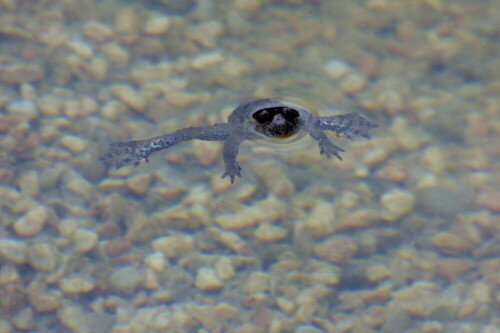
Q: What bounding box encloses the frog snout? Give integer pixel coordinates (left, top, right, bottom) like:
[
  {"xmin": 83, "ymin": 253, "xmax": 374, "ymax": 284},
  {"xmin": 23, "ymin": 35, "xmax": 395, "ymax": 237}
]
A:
[{"xmin": 272, "ymin": 114, "xmax": 286, "ymax": 125}]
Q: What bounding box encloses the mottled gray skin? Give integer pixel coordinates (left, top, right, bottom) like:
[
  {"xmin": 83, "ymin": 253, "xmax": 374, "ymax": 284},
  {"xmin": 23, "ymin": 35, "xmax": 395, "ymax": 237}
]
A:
[{"xmin": 99, "ymin": 99, "xmax": 377, "ymax": 183}]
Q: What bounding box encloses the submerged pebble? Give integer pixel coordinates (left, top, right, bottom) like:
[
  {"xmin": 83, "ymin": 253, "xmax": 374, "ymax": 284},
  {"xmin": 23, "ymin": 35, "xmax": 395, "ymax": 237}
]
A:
[
  {"xmin": 12, "ymin": 307, "xmax": 34, "ymax": 331},
  {"xmin": 187, "ymin": 21, "xmax": 224, "ymax": 48},
  {"xmin": 340, "ymin": 73, "xmax": 367, "ymax": 95},
  {"xmin": 27, "ymin": 243, "xmax": 60, "ymax": 272},
  {"xmin": 195, "ymin": 267, "xmax": 224, "ymax": 291},
  {"xmin": 59, "ymin": 135, "xmax": 89, "ymax": 154},
  {"xmin": 30, "ymin": 290, "xmax": 63, "ymax": 313},
  {"xmin": 59, "ymin": 276, "xmax": 95, "ymax": 294},
  {"xmin": 109, "ymin": 84, "xmax": 145, "ymax": 113},
  {"xmin": 6, "ymin": 99, "xmax": 38, "ymax": 120},
  {"xmin": 151, "ymin": 235, "xmax": 194, "ymax": 259},
  {"xmin": 324, "ymin": 58, "xmax": 351, "ymax": 80},
  {"xmin": 109, "ymin": 266, "xmax": 142, "ymax": 295},
  {"xmin": 17, "ymin": 171, "xmax": 40, "ymax": 197},
  {"xmin": 57, "ymin": 304, "xmax": 89, "ymax": 333},
  {"xmin": 253, "ymin": 223, "xmax": 288, "ymax": 242},
  {"xmin": 13, "ymin": 205, "xmax": 50, "ymax": 237},
  {"xmin": 417, "ymin": 187, "xmax": 463, "ymax": 217},
  {"xmin": 71, "ymin": 228, "xmax": 98, "ymax": 254},
  {"xmin": 380, "ymin": 189, "xmax": 415, "ymax": 222},
  {"xmin": 0, "ymin": 239, "xmax": 27, "ymax": 264},
  {"xmin": 0, "ymin": 1, "xmax": 495, "ymax": 332},
  {"xmin": 144, "ymin": 252, "xmax": 167, "ymax": 272},
  {"xmin": 143, "ymin": 15, "xmax": 171, "ymax": 36},
  {"xmin": 0, "ymin": 64, "xmax": 43, "ymax": 84},
  {"xmin": 314, "ymin": 236, "xmax": 358, "ymax": 264},
  {"xmin": 476, "ymin": 187, "xmax": 500, "ymax": 212},
  {"xmin": 432, "ymin": 232, "xmax": 474, "ymax": 253},
  {"xmin": 214, "ymin": 257, "xmax": 235, "ymax": 281},
  {"xmin": 81, "ymin": 20, "xmax": 114, "ymax": 42},
  {"xmin": 125, "ymin": 173, "xmax": 152, "ymax": 196}
]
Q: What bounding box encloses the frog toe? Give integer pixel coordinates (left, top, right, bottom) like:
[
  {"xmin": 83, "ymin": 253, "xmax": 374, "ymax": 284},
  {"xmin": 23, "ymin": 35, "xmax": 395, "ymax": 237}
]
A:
[{"xmin": 221, "ymin": 161, "xmax": 242, "ymax": 184}]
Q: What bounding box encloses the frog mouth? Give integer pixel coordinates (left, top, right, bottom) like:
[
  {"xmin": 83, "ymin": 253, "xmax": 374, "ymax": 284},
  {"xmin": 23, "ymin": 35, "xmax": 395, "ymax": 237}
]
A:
[{"xmin": 252, "ymin": 106, "xmax": 302, "ymax": 138}]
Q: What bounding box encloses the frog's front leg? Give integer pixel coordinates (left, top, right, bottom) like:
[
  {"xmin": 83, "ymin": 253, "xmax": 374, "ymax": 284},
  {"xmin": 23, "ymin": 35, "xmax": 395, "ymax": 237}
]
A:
[
  {"xmin": 316, "ymin": 113, "xmax": 378, "ymax": 139},
  {"xmin": 221, "ymin": 131, "xmax": 245, "ymax": 184},
  {"xmin": 99, "ymin": 123, "xmax": 230, "ymax": 169},
  {"xmin": 306, "ymin": 125, "xmax": 345, "ymax": 160}
]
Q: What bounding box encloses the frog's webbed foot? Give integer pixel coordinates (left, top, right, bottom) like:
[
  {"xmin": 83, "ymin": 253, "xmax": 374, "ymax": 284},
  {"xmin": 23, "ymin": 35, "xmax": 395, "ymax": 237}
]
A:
[
  {"xmin": 318, "ymin": 139, "xmax": 345, "ymax": 160},
  {"xmin": 100, "ymin": 134, "xmax": 179, "ymax": 169},
  {"xmin": 306, "ymin": 125, "xmax": 346, "ymax": 161},
  {"xmin": 221, "ymin": 159, "xmax": 242, "ymax": 184},
  {"xmin": 99, "ymin": 140, "xmax": 151, "ymax": 169},
  {"xmin": 316, "ymin": 113, "xmax": 378, "ymax": 140}
]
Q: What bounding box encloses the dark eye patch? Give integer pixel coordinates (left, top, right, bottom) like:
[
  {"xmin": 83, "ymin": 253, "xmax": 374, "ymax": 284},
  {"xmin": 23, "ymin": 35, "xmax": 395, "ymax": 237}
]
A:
[
  {"xmin": 282, "ymin": 107, "xmax": 299, "ymax": 119},
  {"xmin": 251, "ymin": 106, "xmax": 303, "ymax": 138},
  {"xmin": 252, "ymin": 107, "xmax": 299, "ymax": 123}
]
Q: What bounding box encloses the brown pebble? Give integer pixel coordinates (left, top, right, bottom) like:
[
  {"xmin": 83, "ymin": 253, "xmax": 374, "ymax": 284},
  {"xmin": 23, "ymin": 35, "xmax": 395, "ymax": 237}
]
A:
[
  {"xmin": 432, "ymin": 232, "xmax": 473, "ymax": 253},
  {"xmin": 58, "ymin": 276, "xmax": 95, "ymax": 294},
  {"xmin": 27, "ymin": 243, "xmax": 59, "ymax": 272},
  {"xmin": 440, "ymin": 259, "xmax": 474, "ymax": 281},
  {"xmin": 0, "ymin": 283, "xmax": 25, "ymax": 314},
  {"xmin": 29, "ymin": 290, "xmax": 62, "ymax": 313},
  {"xmin": 143, "ymin": 15, "xmax": 171, "ymax": 36},
  {"xmin": 102, "ymin": 238, "xmax": 132, "ymax": 257},
  {"xmin": 13, "ymin": 206, "xmax": 49, "ymax": 237},
  {"xmin": 195, "ymin": 267, "xmax": 224, "ymax": 291},
  {"xmin": 187, "ymin": 21, "xmax": 224, "ymax": 49},
  {"xmin": 479, "ymin": 260, "xmax": 500, "ymax": 285},
  {"xmin": 476, "ymin": 187, "xmax": 500, "ymax": 212},
  {"xmin": 396, "ymin": 20, "xmax": 416, "ymax": 42},
  {"xmin": 125, "ymin": 173, "xmax": 152, "ymax": 196},
  {"xmin": 375, "ymin": 162, "xmax": 408, "ymax": 183},
  {"xmin": 109, "ymin": 84, "xmax": 145, "ymax": 113},
  {"xmin": 360, "ymin": 55, "xmax": 379, "ymax": 79},
  {"xmin": 253, "ymin": 223, "xmax": 288, "ymax": 242},
  {"xmin": 0, "ymin": 64, "xmax": 43, "ymax": 84},
  {"xmin": 151, "ymin": 235, "xmax": 194, "ymax": 259},
  {"xmin": 94, "ymin": 221, "xmax": 121, "ymax": 239},
  {"xmin": 334, "ymin": 210, "xmax": 374, "ymax": 231},
  {"xmin": 314, "ymin": 236, "xmax": 357, "ymax": 263},
  {"xmin": 0, "ymin": 239, "xmax": 27, "ymax": 264},
  {"xmin": 81, "ymin": 21, "xmax": 114, "ymax": 42},
  {"xmin": 340, "ymin": 74, "xmax": 367, "ymax": 95},
  {"xmin": 110, "ymin": 254, "xmax": 142, "ymax": 266}
]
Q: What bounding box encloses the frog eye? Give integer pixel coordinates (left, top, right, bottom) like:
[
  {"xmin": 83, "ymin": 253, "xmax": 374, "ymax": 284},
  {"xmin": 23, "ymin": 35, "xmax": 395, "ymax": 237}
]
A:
[
  {"xmin": 253, "ymin": 109, "xmax": 273, "ymax": 123},
  {"xmin": 282, "ymin": 107, "xmax": 299, "ymax": 119}
]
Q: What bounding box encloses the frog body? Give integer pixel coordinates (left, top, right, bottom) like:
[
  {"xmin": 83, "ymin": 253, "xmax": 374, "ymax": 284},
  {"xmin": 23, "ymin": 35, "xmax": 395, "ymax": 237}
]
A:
[{"xmin": 99, "ymin": 99, "xmax": 377, "ymax": 183}]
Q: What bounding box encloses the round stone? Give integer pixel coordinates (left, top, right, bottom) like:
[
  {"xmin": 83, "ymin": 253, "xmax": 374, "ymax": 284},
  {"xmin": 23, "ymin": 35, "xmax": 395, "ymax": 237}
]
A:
[
  {"xmin": 195, "ymin": 267, "xmax": 223, "ymax": 291},
  {"xmin": 380, "ymin": 189, "xmax": 415, "ymax": 222},
  {"xmin": 13, "ymin": 205, "xmax": 49, "ymax": 236}
]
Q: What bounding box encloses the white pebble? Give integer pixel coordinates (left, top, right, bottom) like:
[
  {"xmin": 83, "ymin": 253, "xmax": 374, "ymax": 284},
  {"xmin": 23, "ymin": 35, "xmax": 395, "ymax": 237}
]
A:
[{"xmin": 324, "ymin": 59, "xmax": 351, "ymax": 80}]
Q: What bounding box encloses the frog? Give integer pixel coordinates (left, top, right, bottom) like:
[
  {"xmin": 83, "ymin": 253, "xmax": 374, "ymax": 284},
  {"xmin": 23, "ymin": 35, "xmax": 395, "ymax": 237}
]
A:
[{"xmin": 99, "ymin": 99, "xmax": 378, "ymax": 183}]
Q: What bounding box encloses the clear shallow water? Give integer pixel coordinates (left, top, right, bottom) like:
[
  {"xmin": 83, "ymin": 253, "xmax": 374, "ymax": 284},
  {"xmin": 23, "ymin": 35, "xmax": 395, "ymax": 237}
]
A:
[{"xmin": 0, "ymin": 0, "xmax": 498, "ymax": 332}]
